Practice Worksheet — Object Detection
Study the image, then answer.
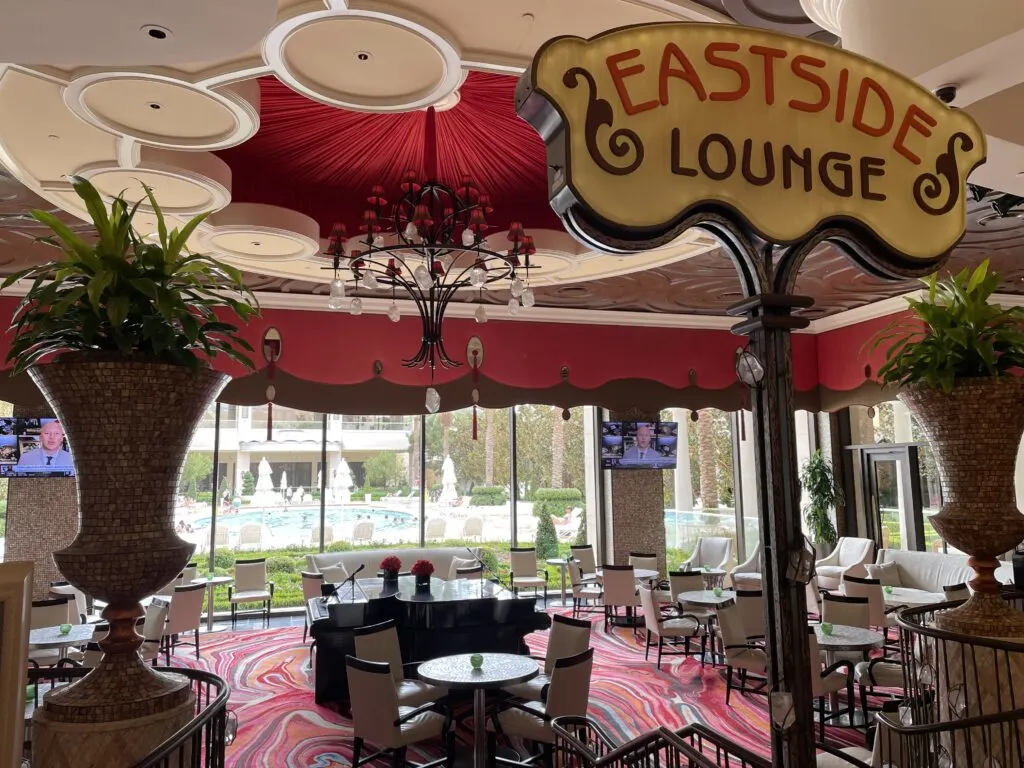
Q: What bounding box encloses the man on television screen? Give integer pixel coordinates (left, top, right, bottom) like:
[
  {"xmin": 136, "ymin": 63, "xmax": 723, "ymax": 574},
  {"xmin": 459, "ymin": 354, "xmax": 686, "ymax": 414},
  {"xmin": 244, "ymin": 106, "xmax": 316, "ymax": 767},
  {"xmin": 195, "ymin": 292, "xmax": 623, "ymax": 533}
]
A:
[
  {"xmin": 17, "ymin": 419, "xmax": 73, "ymax": 471},
  {"xmin": 621, "ymin": 423, "xmax": 660, "ymax": 465}
]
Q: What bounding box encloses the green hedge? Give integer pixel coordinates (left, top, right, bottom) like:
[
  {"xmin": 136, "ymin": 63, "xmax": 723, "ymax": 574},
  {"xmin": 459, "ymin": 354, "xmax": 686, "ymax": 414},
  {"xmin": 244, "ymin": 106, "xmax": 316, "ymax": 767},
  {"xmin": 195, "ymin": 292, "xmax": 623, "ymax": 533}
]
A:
[
  {"xmin": 195, "ymin": 491, "xmax": 213, "ymax": 504},
  {"xmin": 533, "ymin": 488, "xmax": 583, "ymax": 559},
  {"xmin": 470, "ymin": 486, "xmax": 507, "ymax": 506}
]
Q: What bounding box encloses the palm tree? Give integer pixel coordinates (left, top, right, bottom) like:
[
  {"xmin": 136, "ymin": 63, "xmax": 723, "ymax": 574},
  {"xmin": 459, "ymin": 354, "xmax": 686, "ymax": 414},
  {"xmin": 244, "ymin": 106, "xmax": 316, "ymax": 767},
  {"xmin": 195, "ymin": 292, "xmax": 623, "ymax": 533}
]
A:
[
  {"xmin": 697, "ymin": 410, "xmax": 719, "ymax": 510},
  {"xmin": 550, "ymin": 407, "xmax": 565, "ymax": 488}
]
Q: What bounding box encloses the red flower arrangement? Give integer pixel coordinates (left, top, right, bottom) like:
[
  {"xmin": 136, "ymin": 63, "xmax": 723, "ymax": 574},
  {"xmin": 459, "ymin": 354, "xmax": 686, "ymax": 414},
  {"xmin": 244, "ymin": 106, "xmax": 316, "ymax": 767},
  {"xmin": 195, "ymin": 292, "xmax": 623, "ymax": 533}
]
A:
[
  {"xmin": 411, "ymin": 559, "xmax": 435, "ymax": 578},
  {"xmin": 380, "ymin": 555, "xmax": 402, "ymax": 574}
]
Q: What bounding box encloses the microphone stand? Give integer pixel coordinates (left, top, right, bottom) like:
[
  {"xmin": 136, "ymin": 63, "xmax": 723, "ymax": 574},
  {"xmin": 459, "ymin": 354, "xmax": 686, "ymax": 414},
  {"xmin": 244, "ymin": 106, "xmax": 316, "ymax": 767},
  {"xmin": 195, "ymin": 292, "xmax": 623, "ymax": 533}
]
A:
[
  {"xmin": 467, "ymin": 547, "xmax": 506, "ymax": 589},
  {"xmin": 339, "ymin": 565, "xmax": 368, "ymax": 602}
]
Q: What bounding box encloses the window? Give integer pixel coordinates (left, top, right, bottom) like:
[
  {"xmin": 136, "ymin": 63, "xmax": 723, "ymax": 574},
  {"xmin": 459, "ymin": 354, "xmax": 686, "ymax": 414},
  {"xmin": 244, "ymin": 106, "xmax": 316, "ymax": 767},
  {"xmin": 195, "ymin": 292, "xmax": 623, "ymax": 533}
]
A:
[
  {"xmin": 665, "ymin": 408, "xmax": 736, "ymax": 565},
  {"xmin": 425, "ymin": 407, "xmax": 511, "ymax": 575}
]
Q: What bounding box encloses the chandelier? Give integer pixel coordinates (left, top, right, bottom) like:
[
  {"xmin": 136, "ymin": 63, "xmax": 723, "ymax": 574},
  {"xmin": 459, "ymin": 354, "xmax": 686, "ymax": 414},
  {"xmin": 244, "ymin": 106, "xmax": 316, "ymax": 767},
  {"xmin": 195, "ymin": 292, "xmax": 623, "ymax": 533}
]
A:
[{"xmin": 323, "ymin": 107, "xmax": 538, "ymax": 412}]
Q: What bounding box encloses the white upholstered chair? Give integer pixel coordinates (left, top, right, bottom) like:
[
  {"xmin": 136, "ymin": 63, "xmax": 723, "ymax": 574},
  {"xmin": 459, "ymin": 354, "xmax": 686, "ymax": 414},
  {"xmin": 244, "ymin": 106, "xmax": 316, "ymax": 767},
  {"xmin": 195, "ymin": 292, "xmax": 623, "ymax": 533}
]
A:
[
  {"xmin": 569, "ymin": 545, "xmax": 598, "ymax": 583},
  {"xmin": 447, "ymin": 556, "xmax": 479, "ymax": 580},
  {"xmin": 455, "ymin": 565, "xmax": 483, "ymax": 580},
  {"xmin": 503, "ymin": 613, "xmax": 592, "ymax": 702},
  {"xmin": 229, "ymin": 558, "xmax": 274, "ymax": 628},
  {"xmin": 669, "ymin": 570, "xmax": 713, "ymax": 624},
  {"xmin": 808, "ymin": 627, "xmax": 855, "ymax": 741},
  {"xmin": 943, "ymin": 582, "xmax": 970, "ymax": 601},
  {"xmin": 140, "ymin": 597, "xmax": 170, "ymax": 666},
  {"xmin": 843, "ymin": 574, "xmax": 899, "ymax": 641},
  {"xmin": 488, "ymin": 648, "xmax": 594, "ymax": 765},
  {"xmin": 638, "ymin": 584, "xmax": 703, "ymax": 669},
  {"xmin": 681, "ymin": 536, "xmax": 733, "ymax": 571},
  {"xmin": 346, "ymin": 656, "xmax": 453, "ymax": 768},
  {"xmin": 352, "ymin": 620, "xmax": 447, "ymax": 707},
  {"xmin": 49, "ymin": 581, "xmax": 91, "ymax": 624},
  {"xmin": 729, "ymin": 542, "xmax": 763, "ymax": 590},
  {"xmin": 181, "ymin": 563, "xmax": 198, "ymax": 584},
  {"xmin": 601, "ymin": 564, "xmax": 640, "ymax": 633},
  {"xmin": 815, "ymin": 537, "xmax": 874, "ymax": 590},
  {"xmin": 301, "ymin": 571, "xmax": 324, "ymax": 645},
  {"xmin": 567, "ymin": 559, "xmax": 603, "ymax": 619},
  {"xmin": 509, "ymin": 547, "xmax": 548, "ymax": 603},
  {"xmin": 164, "ymin": 582, "xmax": 205, "ymax": 661},
  {"xmin": 716, "ymin": 599, "xmax": 768, "ymax": 702}
]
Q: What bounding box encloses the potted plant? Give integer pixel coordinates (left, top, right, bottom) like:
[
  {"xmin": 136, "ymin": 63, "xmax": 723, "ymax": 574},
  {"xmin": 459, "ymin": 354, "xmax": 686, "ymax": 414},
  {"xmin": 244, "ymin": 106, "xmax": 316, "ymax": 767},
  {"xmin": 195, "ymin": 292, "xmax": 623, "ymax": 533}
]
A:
[
  {"xmin": 6, "ymin": 176, "xmax": 258, "ymax": 753},
  {"xmin": 380, "ymin": 555, "xmax": 402, "ymax": 582},
  {"xmin": 411, "ymin": 559, "xmax": 435, "ymax": 590},
  {"xmin": 873, "ymin": 259, "xmax": 1024, "ymax": 636},
  {"xmin": 800, "ymin": 450, "xmax": 840, "ymax": 556}
]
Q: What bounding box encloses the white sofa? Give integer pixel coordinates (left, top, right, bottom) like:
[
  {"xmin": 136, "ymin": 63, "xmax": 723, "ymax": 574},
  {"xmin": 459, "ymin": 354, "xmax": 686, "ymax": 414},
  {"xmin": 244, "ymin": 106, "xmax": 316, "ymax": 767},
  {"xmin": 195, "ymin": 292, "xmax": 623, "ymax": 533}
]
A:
[
  {"xmin": 870, "ymin": 549, "xmax": 1014, "ymax": 595},
  {"xmin": 305, "ymin": 547, "xmax": 481, "ymax": 581},
  {"xmin": 814, "ymin": 537, "xmax": 874, "ymax": 590}
]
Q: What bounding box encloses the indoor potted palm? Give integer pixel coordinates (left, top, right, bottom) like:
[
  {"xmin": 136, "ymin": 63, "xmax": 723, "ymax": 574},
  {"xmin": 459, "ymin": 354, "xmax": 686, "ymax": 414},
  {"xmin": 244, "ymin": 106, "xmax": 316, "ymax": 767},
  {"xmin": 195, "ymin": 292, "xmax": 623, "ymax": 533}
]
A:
[
  {"xmin": 6, "ymin": 176, "xmax": 258, "ymax": 760},
  {"xmin": 800, "ymin": 449, "xmax": 840, "ymax": 556},
  {"xmin": 873, "ymin": 259, "xmax": 1024, "ymax": 636}
]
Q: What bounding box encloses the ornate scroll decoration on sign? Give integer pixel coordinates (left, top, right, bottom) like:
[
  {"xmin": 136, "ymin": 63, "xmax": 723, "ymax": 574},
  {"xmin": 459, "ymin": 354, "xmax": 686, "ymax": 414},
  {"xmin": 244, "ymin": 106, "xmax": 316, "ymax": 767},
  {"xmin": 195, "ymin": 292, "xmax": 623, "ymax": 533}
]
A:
[
  {"xmin": 516, "ymin": 23, "xmax": 985, "ymax": 768},
  {"xmin": 516, "ymin": 24, "xmax": 986, "ymax": 276}
]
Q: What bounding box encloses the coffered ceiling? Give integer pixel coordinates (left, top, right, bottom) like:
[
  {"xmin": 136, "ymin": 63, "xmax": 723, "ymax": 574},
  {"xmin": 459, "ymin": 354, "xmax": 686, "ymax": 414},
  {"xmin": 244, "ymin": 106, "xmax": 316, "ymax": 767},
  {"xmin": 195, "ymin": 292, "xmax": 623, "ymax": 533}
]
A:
[{"xmin": 0, "ymin": 0, "xmax": 1020, "ymax": 327}]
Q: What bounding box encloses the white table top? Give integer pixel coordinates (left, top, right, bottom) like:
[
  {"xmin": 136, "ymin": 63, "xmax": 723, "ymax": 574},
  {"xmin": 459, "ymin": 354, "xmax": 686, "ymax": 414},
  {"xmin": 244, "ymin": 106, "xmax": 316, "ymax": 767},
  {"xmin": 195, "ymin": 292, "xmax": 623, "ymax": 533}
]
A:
[
  {"xmin": 678, "ymin": 589, "xmax": 735, "ymax": 606},
  {"xmin": 418, "ymin": 653, "xmax": 539, "ymax": 689},
  {"xmin": 698, "ymin": 568, "xmax": 727, "ymax": 576},
  {"xmin": 883, "ymin": 587, "xmax": 946, "ymax": 608},
  {"xmin": 597, "ymin": 568, "xmax": 660, "ymax": 581},
  {"xmin": 814, "ymin": 623, "xmax": 884, "ymax": 652},
  {"xmin": 546, "ymin": 558, "xmax": 570, "ymax": 567},
  {"xmin": 190, "ymin": 576, "xmax": 234, "ymax": 587},
  {"xmin": 29, "ymin": 624, "xmax": 94, "ymax": 648}
]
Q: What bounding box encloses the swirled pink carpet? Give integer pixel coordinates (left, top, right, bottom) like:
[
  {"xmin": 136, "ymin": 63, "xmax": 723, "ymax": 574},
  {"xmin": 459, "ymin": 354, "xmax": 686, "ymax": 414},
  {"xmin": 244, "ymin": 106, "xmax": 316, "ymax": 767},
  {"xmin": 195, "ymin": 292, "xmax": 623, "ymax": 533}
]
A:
[{"xmin": 176, "ymin": 613, "xmax": 866, "ymax": 766}]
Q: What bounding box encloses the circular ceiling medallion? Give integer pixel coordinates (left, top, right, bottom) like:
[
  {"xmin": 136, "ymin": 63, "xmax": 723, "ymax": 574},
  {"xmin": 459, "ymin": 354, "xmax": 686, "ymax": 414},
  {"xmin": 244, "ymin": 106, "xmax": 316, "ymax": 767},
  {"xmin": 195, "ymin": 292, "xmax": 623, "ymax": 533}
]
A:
[
  {"xmin": 200, "ymin": 202, "xmax": 320, "ymax": 262},
  {"xmin": 64, "ymin": 74, "xmax": 258, "ymax": 150},
  {"xmin": 265, "ymin": 9, "xmax": 463, "ymax": 112},
  {"xmin": 76, "ymin": 153, "xmax": 231, "ymax": 216},
  {"xmin": 206, "ymin": 229, "xmax": 316, "ymax": 261}
]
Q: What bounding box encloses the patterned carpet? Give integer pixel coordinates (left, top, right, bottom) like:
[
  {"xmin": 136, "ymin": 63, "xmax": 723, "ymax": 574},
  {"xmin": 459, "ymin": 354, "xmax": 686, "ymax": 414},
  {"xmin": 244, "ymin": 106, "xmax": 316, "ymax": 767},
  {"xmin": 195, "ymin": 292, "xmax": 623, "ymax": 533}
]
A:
[{"xmin": 175, "ymin": 612, "xmax": 868, "ymax": 766}]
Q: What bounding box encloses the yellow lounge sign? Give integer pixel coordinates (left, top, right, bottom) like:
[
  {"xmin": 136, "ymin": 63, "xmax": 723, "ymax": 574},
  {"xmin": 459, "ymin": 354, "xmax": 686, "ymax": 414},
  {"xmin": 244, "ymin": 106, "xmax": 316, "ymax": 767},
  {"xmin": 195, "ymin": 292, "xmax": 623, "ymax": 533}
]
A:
[{"xmin": 517, "ymin": 24, "xmax": 986, "ymax": 267}]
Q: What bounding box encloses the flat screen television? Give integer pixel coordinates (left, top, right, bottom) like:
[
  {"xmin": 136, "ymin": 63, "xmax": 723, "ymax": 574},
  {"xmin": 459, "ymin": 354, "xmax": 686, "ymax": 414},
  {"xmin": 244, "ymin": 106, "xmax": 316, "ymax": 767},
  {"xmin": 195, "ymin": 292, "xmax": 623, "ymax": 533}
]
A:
[
  {"xmin": 601, "ymin": 421, "xmax": 678, "ymax": 470},
  {"xmin": 0, "ymin": 417, "xmax": 75, "ymax": 478}
]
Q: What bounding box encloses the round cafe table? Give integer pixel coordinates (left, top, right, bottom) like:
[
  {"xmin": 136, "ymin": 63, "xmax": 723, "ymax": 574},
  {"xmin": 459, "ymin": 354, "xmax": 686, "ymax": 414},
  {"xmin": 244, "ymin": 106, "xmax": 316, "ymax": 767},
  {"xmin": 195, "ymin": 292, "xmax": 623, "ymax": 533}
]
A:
[
  {"xmin": 418, "ymin": 653, "xmax": 538, "ymax": 768},
  {"xmin": 190, "ymin": 575, "xmax": 234, "ymax": 632},
  {"xmin": 883, "ymin": 587, "xmax": 946, "ymax": 608},
  {"xmin": 545, "ymin": 559, "xmax": 572, "ymax": 608},
  {"xmin": 595, "ymin": 567, "xmax": 660, "ymax": 582},
  {"xmin": 29, "ymin": 624, "xmax": 95, "ymax": 661},
  {"xmin": 813, "ymin": 623, "xmax": 884, "ymax": 726},
  {"xmin": 677, "ymin": 589, "xmax": 735, "ymax": 607}
]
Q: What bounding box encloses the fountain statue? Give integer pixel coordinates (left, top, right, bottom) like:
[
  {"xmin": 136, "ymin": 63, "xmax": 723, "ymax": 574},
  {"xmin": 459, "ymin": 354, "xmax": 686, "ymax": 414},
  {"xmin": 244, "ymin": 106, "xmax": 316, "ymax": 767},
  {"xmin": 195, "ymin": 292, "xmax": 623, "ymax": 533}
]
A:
[
  {"xmin": 250, "ymin": 457, "xmax": 284, "ymax": 507},
  {"xmin": 333, "ymin": 458, "xmax": 353, "ymax": 505},
  {"xmin": 439, "ymin": 455, "xmax": 458, "ymax": 506}
]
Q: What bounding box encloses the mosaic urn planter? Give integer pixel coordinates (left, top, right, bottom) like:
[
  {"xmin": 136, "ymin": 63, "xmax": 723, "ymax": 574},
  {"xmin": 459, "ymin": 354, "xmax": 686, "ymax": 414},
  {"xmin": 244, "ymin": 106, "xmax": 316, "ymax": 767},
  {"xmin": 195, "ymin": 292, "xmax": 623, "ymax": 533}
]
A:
[
  {"xmin": 900, "ymin": 377, "xmax": 1024, "ymax": 637},
  {"xmin": 29, "ymin": 357, "xmax": 227, "ymax": 765}
]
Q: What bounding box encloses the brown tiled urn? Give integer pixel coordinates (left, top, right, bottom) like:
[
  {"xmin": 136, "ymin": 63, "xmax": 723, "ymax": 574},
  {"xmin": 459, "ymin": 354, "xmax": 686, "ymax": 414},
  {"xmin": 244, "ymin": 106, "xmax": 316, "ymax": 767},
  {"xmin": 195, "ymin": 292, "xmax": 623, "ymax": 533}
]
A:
[
  {"xmin": 28, "ymin": 357, "xmax": 227, "ymax": 742},
  {"xmin": 900, "ymin": 377, "xmax": 1024, "ymax": 636}
]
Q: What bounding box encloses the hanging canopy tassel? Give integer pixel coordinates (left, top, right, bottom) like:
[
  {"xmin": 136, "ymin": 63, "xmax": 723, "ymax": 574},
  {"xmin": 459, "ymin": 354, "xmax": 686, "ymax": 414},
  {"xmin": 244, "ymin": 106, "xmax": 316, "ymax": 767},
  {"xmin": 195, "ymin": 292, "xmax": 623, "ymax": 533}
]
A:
[{"xmin": 471, "ymin": 348, "xmax": 480, "ymax": 441}]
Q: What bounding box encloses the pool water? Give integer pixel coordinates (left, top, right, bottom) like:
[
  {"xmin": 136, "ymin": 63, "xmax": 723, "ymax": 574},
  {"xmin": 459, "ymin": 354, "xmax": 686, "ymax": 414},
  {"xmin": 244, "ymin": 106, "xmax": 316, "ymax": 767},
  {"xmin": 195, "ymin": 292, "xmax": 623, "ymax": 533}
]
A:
[{"xmin": 190, "ymin": 505, "xmax": 417, "ymax": 533}]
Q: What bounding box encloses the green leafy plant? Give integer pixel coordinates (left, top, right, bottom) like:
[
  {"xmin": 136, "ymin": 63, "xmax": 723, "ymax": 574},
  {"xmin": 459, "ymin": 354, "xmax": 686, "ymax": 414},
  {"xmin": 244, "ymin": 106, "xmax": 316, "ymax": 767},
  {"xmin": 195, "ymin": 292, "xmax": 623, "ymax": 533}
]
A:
[
  {"xmin": 3, "ymin": 176, "xmax": 258, "ymax": 375},
  {"xmin": 872, "ymin": 260, "xmax": 1024, "ymax": 392},
  {"xmin": 800, "ymin": 450, "xmax": 840, "ymax": 549},
  {"xmin": 470, "ymin": 485, "xmax": 507, "ymax": 506}
]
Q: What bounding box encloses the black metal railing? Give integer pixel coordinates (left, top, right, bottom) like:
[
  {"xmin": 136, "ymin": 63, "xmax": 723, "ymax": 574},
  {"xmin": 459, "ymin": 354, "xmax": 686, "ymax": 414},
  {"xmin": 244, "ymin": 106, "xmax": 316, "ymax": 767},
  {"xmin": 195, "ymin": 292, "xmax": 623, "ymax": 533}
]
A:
[
  {"xmin": 24, "ymin": 665, "xmax": 230, "ymax": 767},
  {"xmin": 551, "ymin": 715, "xmax": 772, "ymax": 768},
  {"xmin": 876, "ymin": 598, "xmax": 1024, "ymax": 766}
]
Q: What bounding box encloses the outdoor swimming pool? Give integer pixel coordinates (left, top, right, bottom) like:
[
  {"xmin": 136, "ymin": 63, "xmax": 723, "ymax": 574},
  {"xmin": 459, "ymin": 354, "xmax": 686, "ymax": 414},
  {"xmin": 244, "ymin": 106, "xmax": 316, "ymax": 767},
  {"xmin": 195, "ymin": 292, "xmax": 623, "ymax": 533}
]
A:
[{"xmin": 189, "ymin": 505, "xmax": 417, "ymax": 534}]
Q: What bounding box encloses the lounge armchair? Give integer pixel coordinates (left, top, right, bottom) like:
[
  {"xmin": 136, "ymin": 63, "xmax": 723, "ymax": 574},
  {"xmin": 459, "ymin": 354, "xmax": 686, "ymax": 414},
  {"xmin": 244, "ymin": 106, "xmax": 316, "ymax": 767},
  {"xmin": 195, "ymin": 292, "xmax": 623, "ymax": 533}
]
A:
[
  {"xmin": 815, "ymin": 537, "xmax": 874, "ymax": 591},
  {"xmin": 681, "ymin": 536, "xmax": 733, "ymax": 572},
  {"xmin": 729, "ymin": 542, "xmax": 762, "ymax": 591}
]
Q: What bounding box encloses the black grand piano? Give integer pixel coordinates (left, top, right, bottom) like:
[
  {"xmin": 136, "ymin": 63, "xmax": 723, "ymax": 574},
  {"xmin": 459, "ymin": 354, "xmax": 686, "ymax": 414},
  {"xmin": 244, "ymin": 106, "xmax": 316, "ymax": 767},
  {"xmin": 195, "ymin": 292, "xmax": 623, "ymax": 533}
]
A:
[{"xmin": 308, "ymin": 574, "xmax": 551, "ymax": 709}]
